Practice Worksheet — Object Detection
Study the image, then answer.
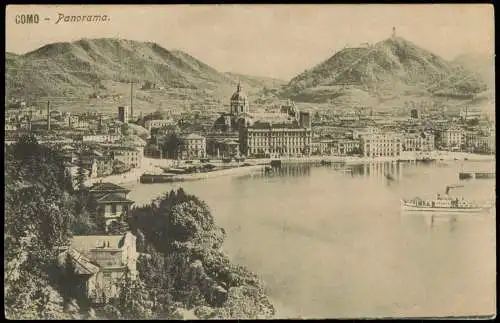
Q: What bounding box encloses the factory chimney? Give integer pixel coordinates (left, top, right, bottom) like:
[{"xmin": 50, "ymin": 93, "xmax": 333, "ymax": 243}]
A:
[
  {"xmin": 47, "ymin": 100, "xmax": 51, "ymax": 132},
  {"xmin": 99, "ymin": 113, "xmax": 103, "ymax": 133},
  {"xmin": 29, "ymin": 109, "xmax": 33, "ymax": 132}
]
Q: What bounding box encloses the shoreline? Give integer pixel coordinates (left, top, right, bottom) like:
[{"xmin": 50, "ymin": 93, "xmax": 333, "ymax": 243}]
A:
[
  {"xmin": 267, "ymin": 297, "xmax": 301, "ymax": 319},
  {"xmin": 85, "ymin": 152, "xmax": 495, "ymax": 186},
  {"xmin": 165, "ymin": 164, "xmax": 264, "ymax": 181}
]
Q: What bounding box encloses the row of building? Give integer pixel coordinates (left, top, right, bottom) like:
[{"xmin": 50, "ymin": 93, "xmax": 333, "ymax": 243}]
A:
[
  {"xmin": 141, "ymin": 83, "xmax": 494, "ymax": 160},
  {"xmin": 6, "ymin": 84, "xmax": 495, "ymax": 166}
]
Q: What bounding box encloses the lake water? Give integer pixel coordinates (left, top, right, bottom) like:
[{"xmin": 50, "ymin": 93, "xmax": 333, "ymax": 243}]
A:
[{"xmin": 123, "ymin": 160, "xmax": 496, "ymax": 319}]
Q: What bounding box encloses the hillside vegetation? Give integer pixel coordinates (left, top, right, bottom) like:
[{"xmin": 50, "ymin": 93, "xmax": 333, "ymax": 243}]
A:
[
  {"xmin": 5, "ymin": 38, "xmax": 285, "ymax": 113},
  {"xmin": 279, "ymin": 37, "xmax": 488, "ymax": 105},
  {"xmin": 4, "ymin": 135, "xmax": 275, "ymax": 320},
  {"xmin": 452, "ymin": 52, "xmax": 494, "ymax": 90}
]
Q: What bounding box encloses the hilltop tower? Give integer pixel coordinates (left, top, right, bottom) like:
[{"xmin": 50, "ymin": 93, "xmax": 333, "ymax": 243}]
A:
[{"xmin": 392, "ymin": 26, "xmax": 397, "ymax": 38}]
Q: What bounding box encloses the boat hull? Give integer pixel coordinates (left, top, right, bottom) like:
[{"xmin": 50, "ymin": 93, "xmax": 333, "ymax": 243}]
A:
[{"xmin": 401, "ymin": 204, "xmax": 487, "ymax": 213}]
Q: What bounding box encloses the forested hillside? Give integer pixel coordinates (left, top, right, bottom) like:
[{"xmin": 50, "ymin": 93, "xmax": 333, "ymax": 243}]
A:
[{"xmin": 4, "ymin": 135, "xmax": 274, "ymax": 319}]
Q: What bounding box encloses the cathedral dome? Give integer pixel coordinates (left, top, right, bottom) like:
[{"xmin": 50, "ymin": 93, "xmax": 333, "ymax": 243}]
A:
[
  {"xmin": 229, "ymin": 82, "xmax": 249, "ymax": 115},
  {"xmin": 230, "ymin": 82, "xmax": 248, "ymax": 102}
]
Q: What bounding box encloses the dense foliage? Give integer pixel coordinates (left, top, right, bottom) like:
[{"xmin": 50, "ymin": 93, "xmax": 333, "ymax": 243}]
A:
[
  {"xmin": 4, "ymin": 134, "xmax": 84, "ymax": 319},
  {"xmin": 112, "ymin": 158, "xmax": 131, "ymax": 175},
  {"xmin": 5, "ymin": 134, "xmax": 275, "ymax": 320},
  {"xmin": 161, "ymin": 133, "xmax": 182, "ymax": 159},
  {"xmin": 127, "ymin": 188, "xmax": 276, "ymax": 319}
]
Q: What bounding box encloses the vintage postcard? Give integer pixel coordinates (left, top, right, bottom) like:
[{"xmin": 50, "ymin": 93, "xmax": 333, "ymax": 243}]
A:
[{"xmin": 4, "ymin": 4, "xmax": 495, "ymax": 320}]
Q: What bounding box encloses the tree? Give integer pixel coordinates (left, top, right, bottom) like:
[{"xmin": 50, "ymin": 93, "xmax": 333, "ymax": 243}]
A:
[
  {"xmin": 76, "ymin": 158, "xmax": 87, "ymax": 192},
  {"xmin": 112, "ymin": 159, "xmax": 131, "ymax": 175},
  {"xmin": 114, "ymin": 270, "xmax": 154, "ymax": 319},
  {"xmin": 5, "ymin": 137, "xmax": 77, "ymax": 319},
  {"xmin": 162, "ymin": 133, "xmax": 182, "ymax": 159},
  {"xmin": 126, "ymin": 188, "xmax": 275, "ymax": 319},
  {"xmin": 71, "ymin": 208, "xmax": 99, "ymax": 235},
  {"xmin": 213, "ymin": 286, "xmax": 275, "ymax": 319},
  {"xmin": 107, "ymin": 216, "xmax": 130, "ymax": 235}
]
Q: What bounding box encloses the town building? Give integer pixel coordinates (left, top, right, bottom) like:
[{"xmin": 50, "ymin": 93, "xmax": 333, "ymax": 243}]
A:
[
  {"xmin": 410, "ymin": 109, "xmax": 420, "ymax": 119},
  {"xmin": 118, "ymin": 106, "xmax": 129, "ymax": 123},
  {"xmin": 460, "ymin": 108, "xmax": 482, "ymax": 121},
  {"xmin": 435, "ymin": 127, "xmax": 464, "ymax": 149},
  {"xmin": 57, "ymin": 232, "xmax": 138, "ymax": 304},
  {"xmin": 5, "ymin": 124, "xmax": 17, "ymax": 131},
  {"xmin": 19, "ymin": 118, "xmax": 32, "ymax": 131},
  {"xmin": 310, "ymin": 139, "xmax": 336, "ymax": 155},
  {"xmin": 213, "ymin": 83, "xmax": 252, "ymax": 133},
  {"xmin": 230, "ymin": 82, "xmax": 249, "ymax": 115},
  {"xmin": 82, "ymin": 134, "xmax": 122, "ymax": 144},
  {"xmin": 88, "ymin": 182, "xmax": 135, "ymax": 232},
  {"xmin": 360, "ymin": 132, "xmax": 403, "ymax": 158},
  {"xmin": 402, "ymin": 132, "xmax": 435, "ymax": 152},
  {"xmin": 144, "ymin": 119, "xmax": 176, "ymax": 132},
  {"xmin": 336, "ymin": 139, "xmax": 361, "ymax": 156},
  {"xmin": 338, "ymin": 114, "xmax": 360, "ymax": 122},
  {"xmin": 206, "ymin": 133, "xmax": 240, "ymax": 158},
  {"xmin": 111, "ymin": 146, "xmax": 144, "ymax": 169},
  {"xmin": 177, "ymin": 133, "xmax": 207, "ymax": 160},
  {"xmin": 464, "ymin": 130, "xmax": 495, "ymax": 153},
  {"xmin": 71, "ymin": 119, "xmax": 91, "ymax": 130},
  {"xmin": 239, "ymin": 118, "xmax": 312, "ymax": 158},
  {"xmin": 352, "ymin": 127, "xmax": 380, "ymax": 140},
  {"xmin": 279, "ymin": 100, "xmax": 299, "ymax": 119}
]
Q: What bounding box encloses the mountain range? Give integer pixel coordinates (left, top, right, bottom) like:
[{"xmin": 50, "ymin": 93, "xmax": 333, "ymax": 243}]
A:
[
  {"xmin": 451, "ymin": 53, "xmax": 494, "ymax": 88},
  {"xmin": 277, "ymin": 37, "xmax": 489, "ymax": 106},
  {"xmin": 5, "ymin": 37, "xmax": 491, "ymax": 113},
  {"xmin": 5, "ymin": 38, "xmax": 286, "ymax": 113}
]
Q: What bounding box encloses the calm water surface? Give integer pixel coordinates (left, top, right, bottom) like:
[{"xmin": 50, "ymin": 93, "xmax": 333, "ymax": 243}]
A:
[{"xmin": 124, "ymin": 160, "xmax": 496, "ymax": 318}]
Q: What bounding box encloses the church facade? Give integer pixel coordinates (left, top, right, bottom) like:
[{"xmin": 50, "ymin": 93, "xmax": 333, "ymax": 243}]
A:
[
  {"xmin": 213, "ymin": 82, "xmax": 252, "ymax": 133},
  {"xmin": 210, "ymin": 83, "xmax": 313, "ymax": 159}
]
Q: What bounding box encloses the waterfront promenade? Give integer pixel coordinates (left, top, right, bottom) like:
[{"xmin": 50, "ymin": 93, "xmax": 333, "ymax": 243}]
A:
[{"xmin": 85, "ymin": 152, "xmax": 495, "ymax": 186}]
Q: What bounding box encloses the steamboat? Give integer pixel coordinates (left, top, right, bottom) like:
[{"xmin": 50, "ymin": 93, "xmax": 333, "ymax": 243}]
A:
[{"xmin": 401, "ymin": 185, "xmax": 491, "ymax": 214}]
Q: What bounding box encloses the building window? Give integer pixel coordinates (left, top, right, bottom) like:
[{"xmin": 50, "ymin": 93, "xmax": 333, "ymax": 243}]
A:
[{"xmin": 111, "ymin": 204, "xmax": 117, "ymax": 214}]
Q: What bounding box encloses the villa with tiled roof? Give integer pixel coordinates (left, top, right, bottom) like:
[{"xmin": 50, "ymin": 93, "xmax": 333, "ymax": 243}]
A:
[
  {"xmin": 58, "ymin": 232, "xmax": 137, "ymax": 304},
  {"xmin": 88, "ymin": 182, "xmax": 134, "ymax": 232}
]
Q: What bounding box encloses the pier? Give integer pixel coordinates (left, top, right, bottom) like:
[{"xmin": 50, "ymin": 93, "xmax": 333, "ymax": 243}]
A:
[
  {"xmin": 459, "ymin": 171, "xmax": 496, "ymax": 180},
  {"xmin": 140, "ymin": 173, "xmax": 179, "ymax": 184}
]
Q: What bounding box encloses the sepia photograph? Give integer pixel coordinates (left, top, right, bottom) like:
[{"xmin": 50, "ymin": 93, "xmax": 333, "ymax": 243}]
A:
[{"xmin": 4, "ymin": 4, "xmax": 496, "ymax": 320}]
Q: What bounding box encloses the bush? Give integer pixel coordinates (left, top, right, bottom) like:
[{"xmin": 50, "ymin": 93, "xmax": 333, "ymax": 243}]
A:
[{"xmin": 112, "ymin": 159, "xmax": 131, "ymax": 175}]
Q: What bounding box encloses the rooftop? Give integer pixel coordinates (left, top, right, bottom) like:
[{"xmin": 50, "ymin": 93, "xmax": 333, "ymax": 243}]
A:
[
  {"xmin": 181, "ymin": 133, "xmax": 205, "ymax": 140},
  {"xmin": 89, "ymin": 182, "xmax": 129, "ymax": 193},
  {"xmin": 70, "ymin": 235, "xmax": 126, "ymax": 259},
  {"xmin": 66, "ymin": 248, "xmax": 100, "ymax": 275},
  {"xmin": 249, "ymin": 121, "xmax": 303, "ymax": 130},
  {"xmin": 97, "ymin": 193, "xmax": 135, "ymax": 204}
]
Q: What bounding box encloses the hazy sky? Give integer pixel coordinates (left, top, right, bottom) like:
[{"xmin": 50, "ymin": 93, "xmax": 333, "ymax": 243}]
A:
[{"xmin": 6, "ymin": 4, "xmax": 494, "ymax": 80}]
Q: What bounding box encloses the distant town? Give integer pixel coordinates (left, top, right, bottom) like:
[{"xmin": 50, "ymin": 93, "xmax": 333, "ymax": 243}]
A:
[{"xmin": 4, "ymin": 77, "xmax": 495, "ymax": 187}]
